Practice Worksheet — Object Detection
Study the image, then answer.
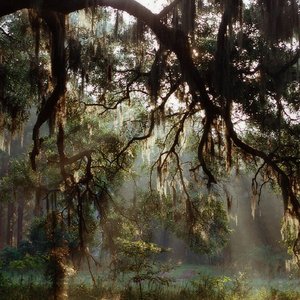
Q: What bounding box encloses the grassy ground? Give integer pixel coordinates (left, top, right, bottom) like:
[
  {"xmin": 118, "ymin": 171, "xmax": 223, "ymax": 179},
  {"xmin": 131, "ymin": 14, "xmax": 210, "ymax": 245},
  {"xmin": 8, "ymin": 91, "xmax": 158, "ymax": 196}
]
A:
[
  {"xmin": 66, "ymin": 263, "xmax": 300, "ymax": 300},
  {"xmin": 1, "ymin": 264, "xmax": 300, "ymax": 299}
]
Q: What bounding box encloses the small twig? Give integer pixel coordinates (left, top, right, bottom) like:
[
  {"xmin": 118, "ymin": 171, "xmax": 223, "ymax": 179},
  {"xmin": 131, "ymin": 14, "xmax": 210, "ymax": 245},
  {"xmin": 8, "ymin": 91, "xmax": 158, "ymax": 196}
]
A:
[{"xmin": 0, "ymin": 26, "xmax": 13, "ymax": 39}]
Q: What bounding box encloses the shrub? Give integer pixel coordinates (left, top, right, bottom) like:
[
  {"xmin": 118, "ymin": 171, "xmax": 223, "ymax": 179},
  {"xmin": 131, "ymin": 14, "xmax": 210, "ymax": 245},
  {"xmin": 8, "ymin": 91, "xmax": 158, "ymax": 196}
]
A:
[
  {"xmin": 192, "ymin": 274, "xmax": 231, "ymax": 300},
  {"xmin": 0, "ymin": 246, "xmax": 22, "ymax": 269}
]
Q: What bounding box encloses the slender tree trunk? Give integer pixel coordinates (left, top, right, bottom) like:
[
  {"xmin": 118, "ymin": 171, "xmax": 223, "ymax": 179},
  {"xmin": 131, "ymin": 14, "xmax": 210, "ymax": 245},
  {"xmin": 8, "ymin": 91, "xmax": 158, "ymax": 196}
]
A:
[
  {"xmin": 17, "ymin": 194, "xmax": 25, "ymax": 246},
  {"xmin": 0, "ymin": 155, "xmax": 9, "ymax": 249},
  {"xmin": 34, "ymin": 186, "xmax": 43, "ymax": 217},
  {"xmin": 6, "ymin": 200, "xmax": 15, "ymax": 246},
  {"xmin": 0, "ymin": 202, "xmax": 5, "ymax": 250}
]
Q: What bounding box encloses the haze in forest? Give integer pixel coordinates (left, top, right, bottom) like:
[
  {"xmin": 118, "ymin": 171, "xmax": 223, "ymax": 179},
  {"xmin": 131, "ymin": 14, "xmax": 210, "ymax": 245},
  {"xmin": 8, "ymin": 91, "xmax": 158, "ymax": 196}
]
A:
[{"xmin": 0, "ymin": 0, "xmax": 299, "ymax": 299}]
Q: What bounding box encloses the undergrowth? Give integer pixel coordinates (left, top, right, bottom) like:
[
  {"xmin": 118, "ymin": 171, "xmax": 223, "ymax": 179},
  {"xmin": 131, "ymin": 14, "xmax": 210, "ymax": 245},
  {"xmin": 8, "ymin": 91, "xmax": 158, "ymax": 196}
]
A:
[{"xmin": 1, "ymin": 271, "xmax": 300, "ymax": 300}]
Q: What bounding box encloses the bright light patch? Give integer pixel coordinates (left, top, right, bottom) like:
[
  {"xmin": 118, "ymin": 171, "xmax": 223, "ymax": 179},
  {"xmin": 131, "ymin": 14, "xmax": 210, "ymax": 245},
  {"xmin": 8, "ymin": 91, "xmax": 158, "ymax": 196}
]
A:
[
  {"xmin": 193, "ymin": 49, "xmax": 199, "ymax": 57},
  {"xmin": 136, "ymin": 0, "xmax": 168, "ymax": 13}
]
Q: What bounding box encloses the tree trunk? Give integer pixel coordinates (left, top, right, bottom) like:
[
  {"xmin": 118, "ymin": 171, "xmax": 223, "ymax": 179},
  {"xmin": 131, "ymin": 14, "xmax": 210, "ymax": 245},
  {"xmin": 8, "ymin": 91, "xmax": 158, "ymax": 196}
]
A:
[
  {"xmin": 17, "ymin": 194, "xmax": 25, "ymax": 246},
  {"xmin": 34, "ymin": 186, "xmax": 43, "ymax": 217},
  {"xmin": 0, "ymin": 202, "xmax": 5, "ymax": 250},
  {"xmin": 49, "ymin": 249, "xmax": 67, "ymax": 300},
  {"xmin": 6, "ymin": 200, "xmax": 15, "ymax": 246}
]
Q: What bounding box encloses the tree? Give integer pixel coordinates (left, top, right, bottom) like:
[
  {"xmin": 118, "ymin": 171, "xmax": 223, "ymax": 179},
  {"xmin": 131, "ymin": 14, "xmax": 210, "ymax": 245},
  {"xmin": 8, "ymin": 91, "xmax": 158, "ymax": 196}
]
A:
[{"xmin": 0, "ymin": 0, "xmax": 299, "ymax": 272}]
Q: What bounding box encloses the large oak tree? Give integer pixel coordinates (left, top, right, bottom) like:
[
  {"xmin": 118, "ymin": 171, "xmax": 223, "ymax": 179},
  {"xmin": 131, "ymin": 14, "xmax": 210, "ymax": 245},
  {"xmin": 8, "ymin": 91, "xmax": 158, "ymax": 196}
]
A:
[{"xmin": 0, "ymin": 0, "xmax": 299, "ymax": 267}]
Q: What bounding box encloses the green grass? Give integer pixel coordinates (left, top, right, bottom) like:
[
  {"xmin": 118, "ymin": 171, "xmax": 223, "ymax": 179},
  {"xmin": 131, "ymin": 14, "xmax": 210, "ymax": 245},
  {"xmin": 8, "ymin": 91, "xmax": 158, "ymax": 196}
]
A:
[{"xmin": 1, "ymin": 264, "xmax": 300, "ymax": 300}]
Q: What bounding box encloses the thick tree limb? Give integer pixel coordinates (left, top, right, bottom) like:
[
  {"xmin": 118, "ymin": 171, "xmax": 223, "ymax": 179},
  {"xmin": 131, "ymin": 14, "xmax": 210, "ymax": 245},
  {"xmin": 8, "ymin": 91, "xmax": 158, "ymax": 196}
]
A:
[
  {"xmin": 30, "ymin": 11, "xmax": 66, "ymax": 170},
  {"xmin": 0, "ymin": 0, "xmax": 218, "ymax": 116},
  {"xmin": 262, "ymin": 50, "xmax": 300, "ymax": 78}
]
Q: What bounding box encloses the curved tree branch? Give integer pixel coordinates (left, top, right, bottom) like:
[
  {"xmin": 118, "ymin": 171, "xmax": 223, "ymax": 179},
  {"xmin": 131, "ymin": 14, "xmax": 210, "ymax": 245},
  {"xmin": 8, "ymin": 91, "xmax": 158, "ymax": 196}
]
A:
[
  {"xmin": 225, "ymin": 117, "xmax": 300, "ymax": 218},
  {"xmin": 198, "ymin": 115, "xmax": 217, "ymax": 188}
]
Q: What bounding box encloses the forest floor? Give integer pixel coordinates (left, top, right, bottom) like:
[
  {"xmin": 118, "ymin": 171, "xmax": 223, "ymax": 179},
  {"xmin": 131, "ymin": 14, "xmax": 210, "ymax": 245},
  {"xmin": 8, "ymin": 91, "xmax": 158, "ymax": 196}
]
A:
[
  {"xmin": 65, "ymin": 263, "xmax": 300, "ymax": 299},
  {"xmin": 1, "ymin": 263, "xmax": 300, "ymax": 299}
]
